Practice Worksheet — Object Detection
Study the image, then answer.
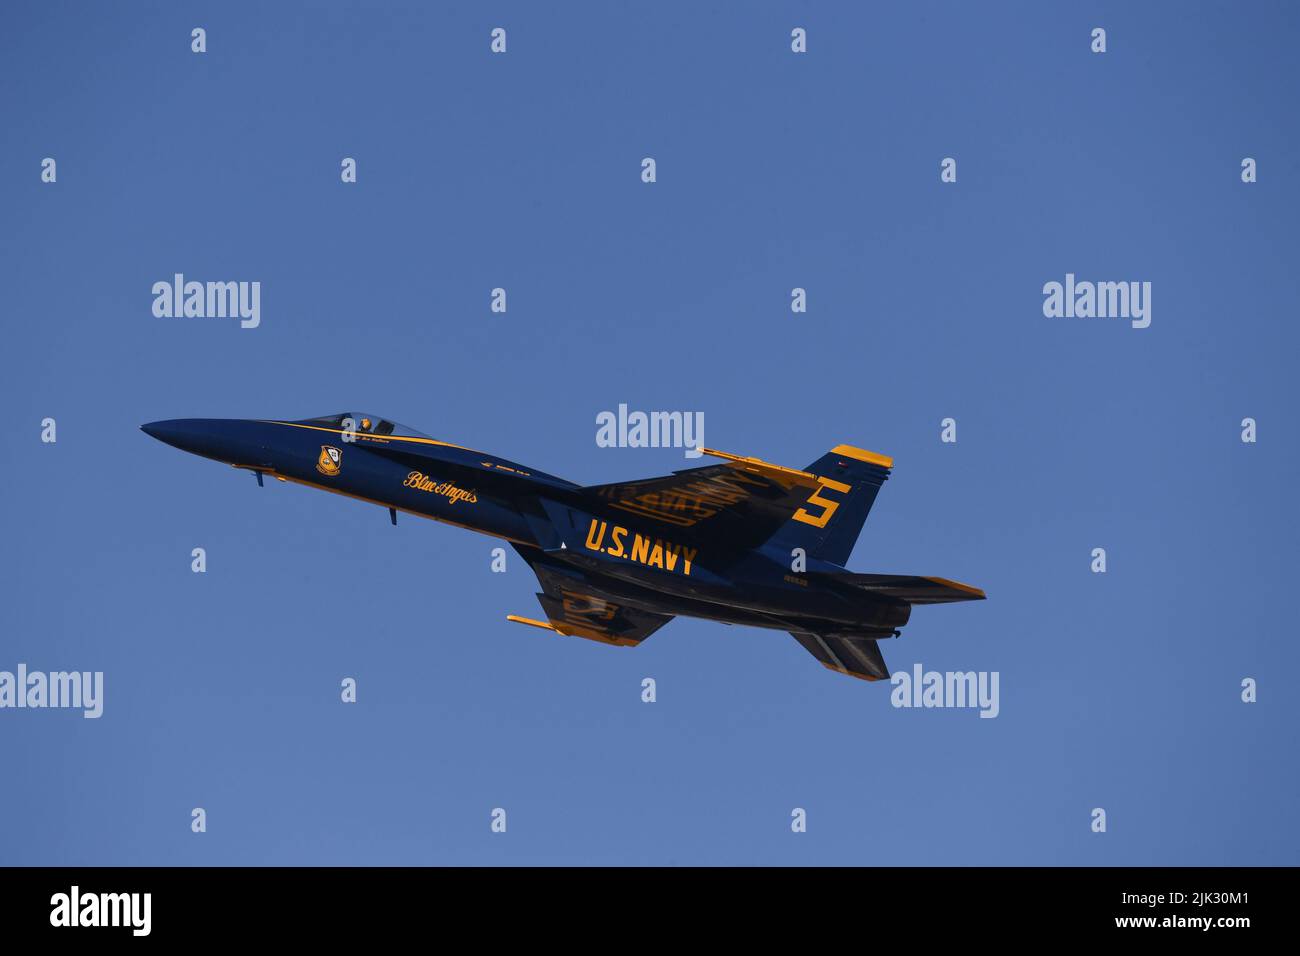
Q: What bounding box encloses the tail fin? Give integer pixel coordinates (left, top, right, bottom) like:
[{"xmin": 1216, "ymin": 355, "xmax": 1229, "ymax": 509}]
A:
[{"xmin": 766, "ymin": 445, "xmax": 892, "ymax": 566}]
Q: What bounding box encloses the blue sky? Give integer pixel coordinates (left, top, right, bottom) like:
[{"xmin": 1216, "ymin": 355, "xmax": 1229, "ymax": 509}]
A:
[{"xmin": 2, "ymin": 1, "xmax": 1297, "ymax": 865}]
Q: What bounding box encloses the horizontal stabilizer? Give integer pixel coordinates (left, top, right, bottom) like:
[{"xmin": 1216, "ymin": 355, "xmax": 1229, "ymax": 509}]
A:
[
  {"xmin": 821, "ymin": 573, "xmax": 986, "ymax": 604},
  {"xmin": 790, "ymin": 631, "xmax": 890, "ymax": 681}
]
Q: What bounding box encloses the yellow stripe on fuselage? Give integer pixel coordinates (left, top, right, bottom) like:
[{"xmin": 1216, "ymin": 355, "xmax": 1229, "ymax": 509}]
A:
[{"xmin": 260, "ymin": 420, "xmax": 472, "ymax": 452}]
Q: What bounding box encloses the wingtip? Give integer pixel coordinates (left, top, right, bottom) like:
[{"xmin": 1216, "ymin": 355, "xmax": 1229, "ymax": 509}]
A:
[{"xmin": 700, "ymin": 447, "xmax": 819, "ymax": 484}]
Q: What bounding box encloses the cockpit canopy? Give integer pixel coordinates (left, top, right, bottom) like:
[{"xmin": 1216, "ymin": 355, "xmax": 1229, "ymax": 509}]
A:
[{"xmin": 299, "ymin": 413, "xmax": 431, "ymax": 440}]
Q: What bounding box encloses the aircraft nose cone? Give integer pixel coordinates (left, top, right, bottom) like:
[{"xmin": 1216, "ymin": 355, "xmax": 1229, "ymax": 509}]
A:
[
  {"xmin": 141, "ymin": 419, "xmax": 212, "ymax": 453},
  {"xmin": 143, "ymin": 418, "xmax": 187, "ymax": 447},
  {"xmin": 141, "ymin": 418, "xmax": 270, "ymax": 467}
]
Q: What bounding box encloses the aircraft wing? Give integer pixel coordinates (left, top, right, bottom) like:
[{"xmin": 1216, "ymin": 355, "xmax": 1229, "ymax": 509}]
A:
[
  {"xmin": 581, "ymin": 449, "xmax": 824, "ymax": 552},
  {"xmin": 508, "ymin": 558, "xmax": 673, "ymax": 647},
  {"xmin": 789, "ymin": 631, "xmax": 892, "ymax": 682}
]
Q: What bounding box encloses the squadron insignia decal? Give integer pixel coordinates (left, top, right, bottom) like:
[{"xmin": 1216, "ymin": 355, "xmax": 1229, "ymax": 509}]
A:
[{"xmin": 316, "ymin": 445, "xmax": 342, "ymax": 476}]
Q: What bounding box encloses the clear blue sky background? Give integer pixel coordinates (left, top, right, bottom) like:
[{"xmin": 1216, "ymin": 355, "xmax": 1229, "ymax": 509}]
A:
[{"xmin": 3, "ymin": 2, "xmax": 1297, "ymax": 865}]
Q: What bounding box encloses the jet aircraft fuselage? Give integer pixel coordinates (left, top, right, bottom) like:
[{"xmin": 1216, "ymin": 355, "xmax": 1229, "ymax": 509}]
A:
[{"xmin": 142, "ymin": 413, "xmax": 984, "ymax": 681}]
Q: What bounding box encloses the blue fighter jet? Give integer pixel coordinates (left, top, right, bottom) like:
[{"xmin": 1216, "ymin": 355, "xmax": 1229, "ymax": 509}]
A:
[{"xmin": 142, "ymin": 413, "xmax": 984, "ymax": 681}]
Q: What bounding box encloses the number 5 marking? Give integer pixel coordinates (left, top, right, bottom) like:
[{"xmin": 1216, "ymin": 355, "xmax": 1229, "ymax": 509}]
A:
[{"xmin": 792, "ymin": 477, "xmax": 852, "ymax": 528}]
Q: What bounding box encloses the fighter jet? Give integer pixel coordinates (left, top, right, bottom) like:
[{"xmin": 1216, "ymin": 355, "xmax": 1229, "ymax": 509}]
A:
[{"xmin": 142, "ymin": 413, "xmax": 984, "ymax": 681}]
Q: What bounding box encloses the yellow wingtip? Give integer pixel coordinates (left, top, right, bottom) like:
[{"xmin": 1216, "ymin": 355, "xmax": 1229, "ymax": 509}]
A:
[{"xmin": 700, "ymin": 447, "xmax": 819, "ymax": 485}]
